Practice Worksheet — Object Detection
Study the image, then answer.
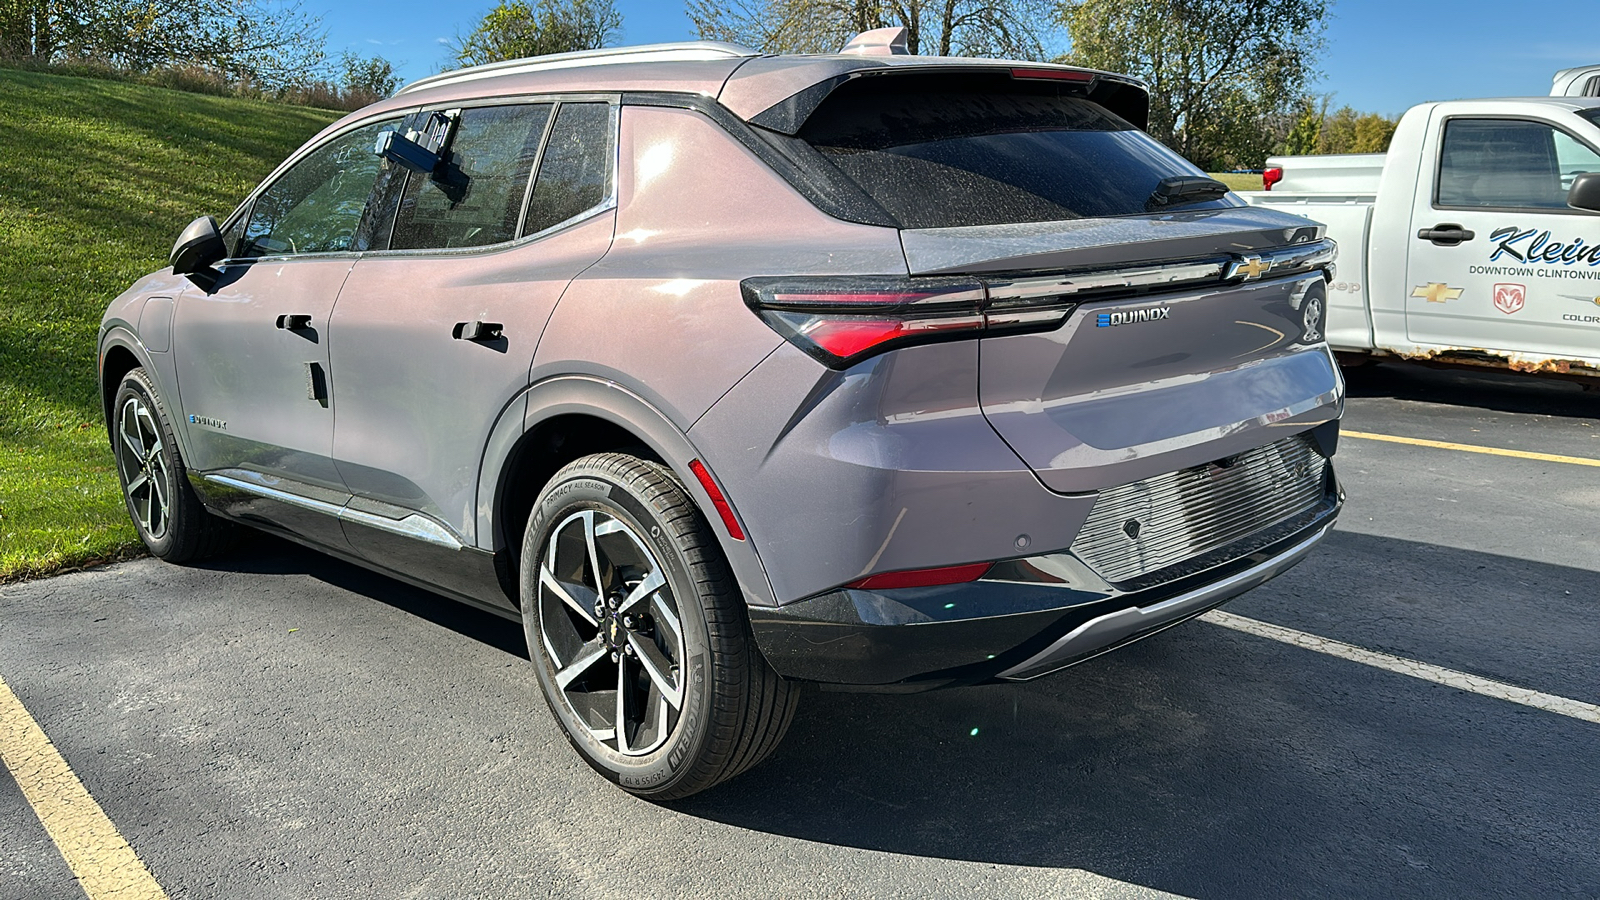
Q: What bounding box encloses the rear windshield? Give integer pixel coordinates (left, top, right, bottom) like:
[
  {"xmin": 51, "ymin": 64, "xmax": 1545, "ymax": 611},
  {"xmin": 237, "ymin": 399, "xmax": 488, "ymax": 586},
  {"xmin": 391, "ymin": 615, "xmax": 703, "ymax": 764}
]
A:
[{"xmin": 796, "ymin": 76, "xmax": 1234, "ymax": 229}]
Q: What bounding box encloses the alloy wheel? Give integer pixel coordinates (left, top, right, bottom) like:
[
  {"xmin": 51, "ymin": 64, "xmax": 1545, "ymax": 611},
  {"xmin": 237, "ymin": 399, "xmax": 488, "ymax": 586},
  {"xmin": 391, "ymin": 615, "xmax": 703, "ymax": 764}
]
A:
[
  {"xmin": 537, "ymin": 509, "xmax": 687, "ymax": 756},
  {"xmin": 116, "ymin": 395, "xmax": 171, "ymax": 541}
]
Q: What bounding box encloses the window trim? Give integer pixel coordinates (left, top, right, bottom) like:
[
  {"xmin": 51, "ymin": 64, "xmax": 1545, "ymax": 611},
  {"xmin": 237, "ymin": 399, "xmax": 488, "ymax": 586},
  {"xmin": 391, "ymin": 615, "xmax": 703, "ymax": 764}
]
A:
[
  {"xmin": 1431, "ymin": 113, "xmax": 1600, "ymax": 216},
  {"xmin": 361, "ymin": 92, "xmax": 622, "ymax": 260},
  {"xmin": 217, "ymin": 110, "xmax": 418, "ymax": 266}
]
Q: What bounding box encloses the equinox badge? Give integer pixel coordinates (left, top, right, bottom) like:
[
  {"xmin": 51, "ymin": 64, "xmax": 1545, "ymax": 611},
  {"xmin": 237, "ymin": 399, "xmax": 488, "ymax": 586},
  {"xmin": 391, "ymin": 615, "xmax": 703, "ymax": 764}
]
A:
[{"xmin": 1097, "ymin": 307, "xmax": 1171, "ymax": 327}]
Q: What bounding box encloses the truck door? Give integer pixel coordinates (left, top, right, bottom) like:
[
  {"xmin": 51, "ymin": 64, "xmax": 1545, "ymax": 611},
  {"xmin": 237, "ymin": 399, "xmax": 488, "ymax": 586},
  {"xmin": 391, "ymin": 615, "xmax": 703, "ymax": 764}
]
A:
[{"xmin": 1406, "ymin": 113, "xmax": 1600, "ymax": 362}]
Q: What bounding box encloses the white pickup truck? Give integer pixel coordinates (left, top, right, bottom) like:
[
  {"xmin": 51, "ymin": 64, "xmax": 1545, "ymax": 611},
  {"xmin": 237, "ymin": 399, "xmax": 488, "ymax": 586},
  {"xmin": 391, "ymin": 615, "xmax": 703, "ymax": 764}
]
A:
[{"xmin": 1244, "ymin": 94, "xmax": 1600, "ymax": 379}]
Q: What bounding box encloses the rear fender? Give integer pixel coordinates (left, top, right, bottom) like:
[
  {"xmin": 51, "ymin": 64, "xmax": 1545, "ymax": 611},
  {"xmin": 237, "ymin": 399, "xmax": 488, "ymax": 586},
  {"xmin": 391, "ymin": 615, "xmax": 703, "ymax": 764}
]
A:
[{"xmin": 477, "ymin": 374, "xmax": 778, "ymax": 609}]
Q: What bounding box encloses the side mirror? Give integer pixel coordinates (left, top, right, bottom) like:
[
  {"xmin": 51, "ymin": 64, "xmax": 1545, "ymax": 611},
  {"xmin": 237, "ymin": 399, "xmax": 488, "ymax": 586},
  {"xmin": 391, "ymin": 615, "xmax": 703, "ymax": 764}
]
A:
[
  {"xmin": 170, "ymin": 215, "xmax": 226, "ymax": 290},
  {"xmin": 1568, "ymin": 172, "xmax": 1600, "ymax": 213}
]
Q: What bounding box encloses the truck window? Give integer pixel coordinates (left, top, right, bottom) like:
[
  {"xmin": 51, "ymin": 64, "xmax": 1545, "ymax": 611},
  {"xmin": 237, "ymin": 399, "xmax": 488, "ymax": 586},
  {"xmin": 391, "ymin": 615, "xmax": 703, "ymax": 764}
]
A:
[
  {"xmin": 1438, "ymin": 118, "xmax": 1600, "ymax": 209},
  {"xmin": 792, "ymin": 73, "xmax": 1235, "ymax": 229}
]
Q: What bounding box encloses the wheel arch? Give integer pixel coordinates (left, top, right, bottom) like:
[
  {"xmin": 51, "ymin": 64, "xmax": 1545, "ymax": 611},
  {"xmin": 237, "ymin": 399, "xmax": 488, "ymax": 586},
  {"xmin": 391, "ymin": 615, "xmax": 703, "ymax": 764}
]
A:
[
  {"xmin": 98, "ymin": 330, "xmax": 189, "ymax": 459},
  {"xmin": 479, "ymin": 375, "xmax": 777, "ymax": 610}
]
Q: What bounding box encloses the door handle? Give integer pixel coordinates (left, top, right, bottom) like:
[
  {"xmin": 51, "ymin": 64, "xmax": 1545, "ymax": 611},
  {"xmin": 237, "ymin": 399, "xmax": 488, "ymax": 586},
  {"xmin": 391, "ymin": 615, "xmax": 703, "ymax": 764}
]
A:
[
  {"xmin": 275, "ymin": 314, "xmax": 313, "ymax": 330},
  {"xmin": 452, "ymin": 321, "xmax": 503, "ymax": 341},
  {"xmin": 1417, "ymin": 224, "xmax": 1475, "ymax": 246}
]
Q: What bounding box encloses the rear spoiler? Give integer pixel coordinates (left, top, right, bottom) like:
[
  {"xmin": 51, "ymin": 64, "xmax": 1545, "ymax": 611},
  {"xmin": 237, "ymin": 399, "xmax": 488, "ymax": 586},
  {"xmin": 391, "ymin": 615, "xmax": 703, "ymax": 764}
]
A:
[{"xmin": 741, "ymin": 64, "xmax": 1151, "ymax": 135}]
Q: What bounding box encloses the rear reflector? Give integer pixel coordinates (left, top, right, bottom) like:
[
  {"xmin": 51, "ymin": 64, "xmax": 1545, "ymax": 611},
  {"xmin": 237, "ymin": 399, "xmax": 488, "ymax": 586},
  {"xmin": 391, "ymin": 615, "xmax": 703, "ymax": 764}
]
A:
[
  {"xmin": 687, "ymin": 459, "xmax": 744, "ymax": 541},
  {"xmin": 847, "ymin": 562, "xmax": 994, "ymax": 590},
  {"xmin": 1263, "ymin": 167, "xmax": 1283, "ymax": 191}
]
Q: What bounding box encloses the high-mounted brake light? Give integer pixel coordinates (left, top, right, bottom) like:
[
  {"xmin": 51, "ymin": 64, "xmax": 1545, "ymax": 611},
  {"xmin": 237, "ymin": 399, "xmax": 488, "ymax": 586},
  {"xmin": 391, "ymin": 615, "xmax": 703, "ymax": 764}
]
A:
[
  {"xmin": 687, "ymin": 459, "xmax": 744, "ymax": 541},
  {"xmin": 741, "ymin": 276, "xmax": 1071, "ymax": 369},
  {"xmin": 1011, "ymin": 67, "xmax": 1095, "ymax": 84},
  {"xmin": 1263, "ymin": 167, "xmax": 1283, "ymax": 191},
  {"xmin": 847, "ymin": 561, "xmax": 994, "ymax": 590}
]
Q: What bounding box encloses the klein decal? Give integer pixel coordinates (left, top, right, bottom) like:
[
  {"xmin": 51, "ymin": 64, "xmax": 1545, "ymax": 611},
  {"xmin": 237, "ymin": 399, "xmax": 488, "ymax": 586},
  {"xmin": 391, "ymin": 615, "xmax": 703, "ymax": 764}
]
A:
[
  {"xmin": 1488, "ymin": 226, "xmax": 1600, "ymax": 267},
  {"xmin": 1493, "ymin": 283, "xmax": 1526, "ymax": 315},
  {"xmin": 1096, "ymin": 307, "xmax": 1171, "ymax": 327},
  {"xmin": 1411, "ymin": 283, "xmax": 1464, "ymax": 304}
]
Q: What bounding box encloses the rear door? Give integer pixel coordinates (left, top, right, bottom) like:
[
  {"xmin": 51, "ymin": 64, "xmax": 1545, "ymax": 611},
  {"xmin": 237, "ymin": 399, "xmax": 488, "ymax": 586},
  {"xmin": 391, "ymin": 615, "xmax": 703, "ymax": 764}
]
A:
[
  {"xmin": 329, "ymin": 99, "xmax": 617, "ymax": 604},
  {"xmin": 173, "ymin": 116, "xmax": 399, "ymax": 543},
  {"xmin": 1405, "ymin": 109, "xmax": 1600, "ymax": 361}
]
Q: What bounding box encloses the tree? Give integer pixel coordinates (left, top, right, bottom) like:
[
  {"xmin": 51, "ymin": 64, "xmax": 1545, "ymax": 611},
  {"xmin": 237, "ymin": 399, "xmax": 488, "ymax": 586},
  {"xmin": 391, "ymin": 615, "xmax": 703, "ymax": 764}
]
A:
[
  {"xmin": 340, "ymin": 51, "xmax": 398, "ymax": 104},
  {"xmin": 1282, "ymin": 98, "xmax": 1399, "ymax": 156},
  {"xmin": 1058, "ymin": 0, "xmax": 1329, "ymax": 170},
  {"xmin": 452, "ymin": 0, "xmax": 622, "ymax": 67},
  {"xmin": 688, "ymin": 0, "xmax": 1056, "ymax": 60},
  {"xmin": 0, "ymin": 0, "xmax": 326, "ymax": 88}
]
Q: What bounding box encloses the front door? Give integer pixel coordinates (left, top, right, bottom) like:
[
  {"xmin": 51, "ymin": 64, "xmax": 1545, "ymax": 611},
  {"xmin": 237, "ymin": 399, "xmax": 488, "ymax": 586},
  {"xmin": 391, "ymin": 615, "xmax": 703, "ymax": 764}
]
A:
[
  {"xmin": 173, "ymin": 116, "xmax": 400, "ymax": 542},
  {"xmin": 1406, "ymin": 111, "xmax": 1600, "ymax": 361},
  {"xmin": 329, "ymin": 99, "xmax": 617, "ymax": 605}
]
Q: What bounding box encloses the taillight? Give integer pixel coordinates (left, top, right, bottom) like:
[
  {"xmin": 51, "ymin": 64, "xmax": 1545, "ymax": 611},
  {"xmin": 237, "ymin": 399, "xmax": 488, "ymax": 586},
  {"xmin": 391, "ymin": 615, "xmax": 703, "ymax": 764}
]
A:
[
  {"xmin": 1263, "ymin": 167, "xmax": 1283, "ymax": 191},
  {"xmin": 741, "ymin": 276, "xmax": 1072, "ymax": 369},
  {"xmin": 847, "ymin": 561, "xmax": 994, "ymax": 590}
]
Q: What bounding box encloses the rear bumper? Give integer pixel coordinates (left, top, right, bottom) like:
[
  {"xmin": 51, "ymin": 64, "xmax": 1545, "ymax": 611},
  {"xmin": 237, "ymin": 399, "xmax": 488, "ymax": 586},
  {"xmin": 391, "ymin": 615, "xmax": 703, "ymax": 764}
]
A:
[{"xmin": 749, "ymin": 470, "xmax": 1341, "ymax": 690}]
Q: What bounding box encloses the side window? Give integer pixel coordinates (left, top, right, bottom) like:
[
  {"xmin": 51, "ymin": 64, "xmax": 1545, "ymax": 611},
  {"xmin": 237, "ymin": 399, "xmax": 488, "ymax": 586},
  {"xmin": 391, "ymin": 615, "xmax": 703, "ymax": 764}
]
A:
[
  {"xmin": 1437, "ymin": 118, "xmax": 1599, "ymax": 210},
  {"xmin": 241, "ymin": 119, "xmax": 398, "ymax": 257},
  {"xmin": 1554, "ymin": 130, "xmax": 1600, "ymax": 192},
  {"xmin": 389, "ymin": 104, "xmax": 554, "ymax": 251},
  {"xmin": 522, "ymin": 102, "xmax": 614, "ymax": 237}
]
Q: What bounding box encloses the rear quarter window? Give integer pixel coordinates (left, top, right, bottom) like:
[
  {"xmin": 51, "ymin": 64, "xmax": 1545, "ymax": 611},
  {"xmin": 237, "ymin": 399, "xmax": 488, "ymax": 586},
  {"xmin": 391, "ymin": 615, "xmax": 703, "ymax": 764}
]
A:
[{"xmin": 793, "ymin": 75, "xmax": 1233, "ymax": 229}]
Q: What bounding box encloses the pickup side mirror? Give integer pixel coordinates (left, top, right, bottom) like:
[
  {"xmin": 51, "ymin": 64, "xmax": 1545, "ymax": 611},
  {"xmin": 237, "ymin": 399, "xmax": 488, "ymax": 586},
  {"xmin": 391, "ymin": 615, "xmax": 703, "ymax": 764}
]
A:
[
  {"xmin": 170, "ymin": 215, "xmax": 226, "ymax": 290},
  {"xmin": 1568, "ymin": 172, "xmax": 1600, "ymax": 213}
]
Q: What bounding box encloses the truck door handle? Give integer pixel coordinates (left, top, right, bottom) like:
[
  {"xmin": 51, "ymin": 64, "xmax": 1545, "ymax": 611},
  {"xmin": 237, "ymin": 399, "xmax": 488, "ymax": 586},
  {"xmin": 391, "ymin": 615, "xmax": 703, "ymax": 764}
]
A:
[
  {"xmin": 275, "ymin": 314, "xmax": 313, "ymax": 330},
  {"xmin": 1417, "ymin": 224, "xmax": 1475, "ymax": 246},
  {"xmin": 452, "ymin": 321, "xmax": 503, "ymax": 341}
]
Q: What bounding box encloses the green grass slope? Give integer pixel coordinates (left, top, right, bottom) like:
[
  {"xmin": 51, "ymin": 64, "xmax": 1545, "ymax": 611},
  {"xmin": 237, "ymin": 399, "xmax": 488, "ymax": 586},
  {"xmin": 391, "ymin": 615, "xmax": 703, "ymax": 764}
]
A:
[{"xmin": 0, "ymin": 69, "xmax": 338, "ymax": 580}]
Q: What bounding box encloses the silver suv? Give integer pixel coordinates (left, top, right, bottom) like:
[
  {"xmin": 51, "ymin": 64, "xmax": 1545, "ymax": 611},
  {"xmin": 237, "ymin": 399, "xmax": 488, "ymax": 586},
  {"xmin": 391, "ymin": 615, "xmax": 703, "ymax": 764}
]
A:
[{"xmin": 100, "ymin": 35, "xmax": 1344, "ymax": 798}]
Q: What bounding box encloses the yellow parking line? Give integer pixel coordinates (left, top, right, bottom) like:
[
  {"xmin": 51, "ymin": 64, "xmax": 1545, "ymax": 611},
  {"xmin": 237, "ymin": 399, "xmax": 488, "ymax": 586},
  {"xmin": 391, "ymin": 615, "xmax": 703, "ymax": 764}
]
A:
[
  {"xmin": 0, "ymin": 673, "xmax": 167, "ymax": 900},
  {"xmin": 1344, "ymin": 430, "xmax": 1600, "ymax": 468}
]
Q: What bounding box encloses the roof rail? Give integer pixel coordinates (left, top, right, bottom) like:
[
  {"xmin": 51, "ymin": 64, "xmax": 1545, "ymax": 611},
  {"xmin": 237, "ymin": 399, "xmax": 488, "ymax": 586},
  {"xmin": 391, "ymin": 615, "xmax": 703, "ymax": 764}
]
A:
[{"xmin": 399, "ymin": 42, "xmax": 760, "ymax": 95}]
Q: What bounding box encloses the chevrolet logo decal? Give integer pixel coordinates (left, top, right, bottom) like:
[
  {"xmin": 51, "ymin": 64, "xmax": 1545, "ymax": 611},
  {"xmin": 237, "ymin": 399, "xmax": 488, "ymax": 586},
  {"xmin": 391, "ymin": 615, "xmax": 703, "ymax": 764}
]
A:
[
  {"xmin": 1411, "ymin": 283, "xmax": 1464, "ymax": 304},
  {"xmin": 1228, "ymin": 256, "xmax": 1271, "ymax": 280}
]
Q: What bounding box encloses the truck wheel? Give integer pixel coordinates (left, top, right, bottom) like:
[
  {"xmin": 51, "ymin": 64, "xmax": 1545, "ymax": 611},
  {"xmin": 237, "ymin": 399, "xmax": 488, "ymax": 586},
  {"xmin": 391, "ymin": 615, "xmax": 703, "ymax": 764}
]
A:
[
  {"xmin": 520, "ymin": 452, "xmax": 797, "ymax": 799},
  {"xmin": 111, "ymin": 368, "xmax": 236, "ymax": 562}
]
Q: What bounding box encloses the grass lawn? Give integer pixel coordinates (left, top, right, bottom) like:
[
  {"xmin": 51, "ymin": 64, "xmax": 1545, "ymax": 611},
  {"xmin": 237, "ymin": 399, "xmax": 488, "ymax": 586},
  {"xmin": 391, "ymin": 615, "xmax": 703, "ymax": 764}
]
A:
[
  {"xmin": 1211, "ymin": 172, "xmax": 1267, "ymax": 192},
  {"xmin": 0, "ymin": 69, "xmax": 337, "ymax": 580}
]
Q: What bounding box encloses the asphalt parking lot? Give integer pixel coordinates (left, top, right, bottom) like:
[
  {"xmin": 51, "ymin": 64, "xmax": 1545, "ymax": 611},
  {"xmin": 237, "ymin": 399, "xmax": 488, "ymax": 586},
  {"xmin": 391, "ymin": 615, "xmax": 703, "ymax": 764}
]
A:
[{"xmin": 3, "ymin": 361, "xmax": 1598, "ymax": 900}]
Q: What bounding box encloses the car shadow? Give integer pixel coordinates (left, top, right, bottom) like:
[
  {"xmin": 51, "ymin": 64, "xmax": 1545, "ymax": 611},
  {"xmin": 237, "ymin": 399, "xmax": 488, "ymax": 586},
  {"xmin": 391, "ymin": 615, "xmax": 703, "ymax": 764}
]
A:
[
  {"xmin": 205, "ymin": 530, "xmax": 530, "ymax": 659},
  {"xmin": 202, "ymin": 529, "xmax": 1598, "ymax": 899},
  {"xmin": 1343, "ymin": 359, "xmax": 1594, "ymax": 417}
]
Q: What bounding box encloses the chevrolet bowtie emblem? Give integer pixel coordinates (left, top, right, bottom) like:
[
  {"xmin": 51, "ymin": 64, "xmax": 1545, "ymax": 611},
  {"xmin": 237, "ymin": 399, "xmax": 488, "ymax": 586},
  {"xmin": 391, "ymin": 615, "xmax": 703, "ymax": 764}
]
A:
[
  {"xmin": 1229, "ymin": 256, "xmax": 1271, "ymax": 280},
  {"xmin": 1411, "ymin": 283, "xmax": 1464, "ymax": 303}
]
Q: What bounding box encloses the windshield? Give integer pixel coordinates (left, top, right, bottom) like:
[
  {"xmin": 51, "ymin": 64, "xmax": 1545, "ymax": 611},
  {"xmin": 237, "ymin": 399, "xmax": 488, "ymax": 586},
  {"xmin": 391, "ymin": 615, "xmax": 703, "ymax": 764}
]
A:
[{"xmin": 796, "ymin": 75, "xmax": 1238, "ymax": 229}]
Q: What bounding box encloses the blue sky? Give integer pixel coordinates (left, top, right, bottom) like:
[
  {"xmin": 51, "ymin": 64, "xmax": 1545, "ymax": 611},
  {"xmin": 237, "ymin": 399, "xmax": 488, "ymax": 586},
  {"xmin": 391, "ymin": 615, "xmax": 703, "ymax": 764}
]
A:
[{"xmin": 323, "ymin": 0, "xmax": 1594, "ymax": 115}]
